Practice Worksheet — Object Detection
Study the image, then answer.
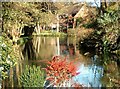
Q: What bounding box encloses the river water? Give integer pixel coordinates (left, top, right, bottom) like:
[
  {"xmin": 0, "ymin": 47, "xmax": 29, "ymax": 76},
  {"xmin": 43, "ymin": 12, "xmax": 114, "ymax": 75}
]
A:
[{"xmin": 2, "ymin": 36, "xmax": 120, "ymax": 88}]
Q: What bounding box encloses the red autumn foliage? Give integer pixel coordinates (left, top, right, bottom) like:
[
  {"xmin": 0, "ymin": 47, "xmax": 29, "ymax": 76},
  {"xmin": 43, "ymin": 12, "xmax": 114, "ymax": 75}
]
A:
[
  {"xmin": 73, "ymin": 83, "xmax": 83, "ymax": 88},
  {"xmin": 44, "ymin": 56, "xmax": 80, "ymax": 85}
]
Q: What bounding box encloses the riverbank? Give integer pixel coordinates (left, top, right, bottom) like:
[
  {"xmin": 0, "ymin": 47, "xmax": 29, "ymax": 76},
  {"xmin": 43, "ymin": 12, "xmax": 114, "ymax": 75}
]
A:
[
  {"xmin": 31, "ymin": 27, "xmax": 94, "ymax": 38},
  {"xmin": 67, "ymin": 27, "xmax": 94, "ymax": 40}
]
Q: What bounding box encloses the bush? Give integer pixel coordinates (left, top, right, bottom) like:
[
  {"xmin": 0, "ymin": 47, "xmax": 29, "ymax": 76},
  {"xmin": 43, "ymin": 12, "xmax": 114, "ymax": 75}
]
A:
[
  {"xmin": 79, "ymin": 8, "xmax": 119, "ymax": 54},
  {"xmin": 96, "ymin": 9, "xmax": 120, "ymax": 52},
  {"xmin": 44, "ymin": 56, "xmax": 80, "ymax": 87},
  {"xmin": 20, "ymin": 65, "xmax": 45, "ymax": 87},
  {"xmin": 0, "ymin": 34, "xmax": 17, "ymax": 79}
]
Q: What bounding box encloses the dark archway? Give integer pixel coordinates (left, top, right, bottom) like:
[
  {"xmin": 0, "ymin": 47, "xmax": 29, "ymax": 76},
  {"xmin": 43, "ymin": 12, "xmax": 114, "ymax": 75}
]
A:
[{"xmin": 22, "ymin": 26, "xmax": 35, "ymax": 36}]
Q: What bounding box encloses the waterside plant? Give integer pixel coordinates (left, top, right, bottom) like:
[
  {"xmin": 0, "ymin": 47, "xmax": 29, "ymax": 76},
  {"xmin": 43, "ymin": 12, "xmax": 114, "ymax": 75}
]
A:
[
  {"xmin": 0, "ymin": 34, "xmax": 17, "ymax": 79},
  {"xmin": 43, "ymin": 56, "xmax": 81, "ymax": 87},
  {"xmin": 20, "ymin": 65, "xmax": 45, "ymax": 87}
]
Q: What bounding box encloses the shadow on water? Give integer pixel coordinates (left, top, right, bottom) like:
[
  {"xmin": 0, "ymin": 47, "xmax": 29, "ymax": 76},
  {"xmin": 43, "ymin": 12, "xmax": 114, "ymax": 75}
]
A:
[
  {"xmin": 2, "ymin": 36, "xmax": 120, "ymax": 88},
  {"xmin": 22, "ymin": 38, "xmax": 36, "ymax": 60}
]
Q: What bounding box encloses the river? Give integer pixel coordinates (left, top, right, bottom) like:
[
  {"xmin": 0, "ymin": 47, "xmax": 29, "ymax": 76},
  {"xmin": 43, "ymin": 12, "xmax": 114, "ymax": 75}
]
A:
[{"xmin": 2, "ymin": 36, "xmax": 120, "ymax": 88}]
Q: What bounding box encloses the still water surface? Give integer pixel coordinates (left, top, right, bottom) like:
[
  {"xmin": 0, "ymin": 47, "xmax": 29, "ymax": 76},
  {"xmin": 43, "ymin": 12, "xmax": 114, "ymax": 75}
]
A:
[{"xmin": 2, "ymin": 36, "xmax": 120, "ymax": 88}]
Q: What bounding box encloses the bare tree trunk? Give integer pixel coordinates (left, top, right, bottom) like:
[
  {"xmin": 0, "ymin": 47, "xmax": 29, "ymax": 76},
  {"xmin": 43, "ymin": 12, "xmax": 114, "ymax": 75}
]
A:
[
  {"xmin": 0, "ymin": 17, "xmax": 2, "ymax": 36},
  {"xmin": 104, "ymin": 0, "xmax": 107, "ymax": 8},
  {"xmin": 9, "ymin": 67, "xmax": 14, "ymax": 87},
  {"xmin": 0, "ymin": 13, "xmax": 2, "ymax": 35},
  {"xmin": 94, "ymin": 0, "xmax": 101, "ymax": 15},
  {"xmin": 100, "ymin": 0, "xmax": 105, "ymax": 15},
  {"xmin": 73, "ymin": 18, "xmax": 76, "ymax": 29},
  {"xmin": 57, "ymin": 14, "xmax": 59, "ymax": 32},
  {"xmin": 100, "ymin": 0, "xmax": 108, "ymax": 15},
  {"xmin": 57, "ymin": 37, "xmax": 60, "ymax": 55}
]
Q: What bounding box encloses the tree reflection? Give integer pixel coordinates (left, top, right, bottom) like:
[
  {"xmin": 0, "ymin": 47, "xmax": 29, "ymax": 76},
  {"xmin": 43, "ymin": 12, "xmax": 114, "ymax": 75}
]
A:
[{"xmin": 22, "ymin": 38, "xmax": 36, "ymax": 60}]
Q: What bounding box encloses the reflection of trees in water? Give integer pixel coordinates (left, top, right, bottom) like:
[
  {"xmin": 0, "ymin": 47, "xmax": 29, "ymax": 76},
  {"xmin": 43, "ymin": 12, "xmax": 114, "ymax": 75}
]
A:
[
  {"xmin": 22, "ymin": 38, "xmax": 36, "ymax": 60},
  {"xmin": 90, "ymin": 52, "xmax": 120, "ymax": 87},
  {"xmin": 59, "ymin": 37, "xmax": 69, "ymax": 56},
  {"xmin": 32, "ymin": 37, "xmax": 57, "ymax": 59},
  {"xmin": 59, "ymin": 37, "xmax": 76, "ymax": 56},
  {"xmin": 21, "ymin": 36, "xmax": 77, "ymax": 60},
  {"xmin": 68, "ymin": 44, "xmax": 75, "ymax": 56}
]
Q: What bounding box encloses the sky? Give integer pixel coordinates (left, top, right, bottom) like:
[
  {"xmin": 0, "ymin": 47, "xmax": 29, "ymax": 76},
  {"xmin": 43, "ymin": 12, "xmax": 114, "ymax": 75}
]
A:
[
  {"xmin": 76, "ymin": 0, "xmax": 101, "ymax": 7},
  {"xmin": 52, "ymin": 0, "xmax": 101, "ymax": 7}
]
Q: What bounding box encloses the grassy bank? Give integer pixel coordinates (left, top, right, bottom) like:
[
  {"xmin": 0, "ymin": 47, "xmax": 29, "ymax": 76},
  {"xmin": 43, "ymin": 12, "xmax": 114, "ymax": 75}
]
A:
[{"xmin": 32, "ymin": 31, "xmax": 76, "ymax": 37}]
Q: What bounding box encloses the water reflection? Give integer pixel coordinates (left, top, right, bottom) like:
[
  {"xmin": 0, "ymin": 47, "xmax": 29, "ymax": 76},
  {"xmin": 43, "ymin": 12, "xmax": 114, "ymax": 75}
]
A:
[
  {"xmin": 20, "ymin": 36, "xmax": 103, "ymax": 87},
  {"xmin": 22, "ymin": 38, "xmax": 36, "ymax": 60},
  {"xmin": 3, "ymin": 36, "xmax": 119, "ymax": 88},
  {"xmin": 74, "ymin": 55, "xmax": 103, "ymax": 87},
  {"xmin": 21, "ymin": 36, "xmax": 77, "ymax": 60}
]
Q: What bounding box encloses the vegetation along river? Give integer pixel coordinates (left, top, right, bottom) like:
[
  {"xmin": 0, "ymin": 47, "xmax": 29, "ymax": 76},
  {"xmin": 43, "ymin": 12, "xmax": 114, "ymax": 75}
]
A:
[{"xmin": 1, "ymin": 36, "xmax": 120, "ymax": 88}]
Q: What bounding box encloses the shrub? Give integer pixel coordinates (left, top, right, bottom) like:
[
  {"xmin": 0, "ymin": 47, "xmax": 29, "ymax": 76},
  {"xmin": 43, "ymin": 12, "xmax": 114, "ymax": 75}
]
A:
[
  {"xmin": 44, "ymin": 56, "xmax": 80, "ymax": 87},
  {"xmin": 96, "ymin": 9, "xmax": 120, "ymax": 52},
  {"xmin": 0, "ymin": 34, "xmax": 17, "ymax": 79},
  {"xmin": 20, "ymin": 65, "xmax": 45, "ymax": 87}
]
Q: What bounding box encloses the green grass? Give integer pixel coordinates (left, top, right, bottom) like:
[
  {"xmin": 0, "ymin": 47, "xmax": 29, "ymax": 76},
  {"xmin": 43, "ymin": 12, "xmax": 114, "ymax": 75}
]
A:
[{"xmin": 32, "ymin": 30, "xmax": 76, "ymax": 37}]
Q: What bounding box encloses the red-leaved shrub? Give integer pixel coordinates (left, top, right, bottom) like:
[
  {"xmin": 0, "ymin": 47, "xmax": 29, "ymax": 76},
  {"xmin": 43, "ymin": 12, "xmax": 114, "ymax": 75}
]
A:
[{"xmin": 44, "ymin": 56, "xmax": 80, "ymax": 86}]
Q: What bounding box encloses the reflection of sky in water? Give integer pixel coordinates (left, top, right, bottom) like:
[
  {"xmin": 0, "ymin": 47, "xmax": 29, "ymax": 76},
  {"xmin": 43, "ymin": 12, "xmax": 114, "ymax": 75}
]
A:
[{"xmin": 73, "ymin": 64, "xmax": 103, "ymax": 87}]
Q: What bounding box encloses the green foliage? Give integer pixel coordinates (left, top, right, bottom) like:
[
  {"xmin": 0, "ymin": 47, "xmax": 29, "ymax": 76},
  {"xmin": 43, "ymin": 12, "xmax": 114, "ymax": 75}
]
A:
[
  {"xmin": 82, "ymin": 20, "xmax": 97, "ymax": 28},
  {"xmin": 96, "ymin": 8, "xmax": 120, "ymax": 52},
  {"xmin": 2, "ymin": 2, "xmax": 58, "ymax": 35},
  {"xmin": 101, "ymin": 54, "xmax": 120, "ymax": 87},
  {"xmin": 81, "ymin": 7, "xmax": 120, "ymax": 54},
  {"xmin": 0, "ymin": 34, "xmax": 17, "ymax": 79},
  {"xmin": 103, "ymin": 40, "xmax": 109, "ymax": 53},
  {"xmin": 17, "ymin": 37, "xmax": 30, "ymax": 45},
  {"xmin": 33, "ymin": 31, "xmax": 67, "ymax": 37},
  {"xmin": 20, "ymin": 65, "xmax": 45, "ymax": 87},
  {"xmin": 76, "ymin": 17, "xmax": 82, "ymax": 26},
  {"xmin": 2, "ymin": 2, "xmax": 40, "ymax": 32},
  {"xmin": 97, "ymin": 10, "xmax": 119, "ymax": 29}
]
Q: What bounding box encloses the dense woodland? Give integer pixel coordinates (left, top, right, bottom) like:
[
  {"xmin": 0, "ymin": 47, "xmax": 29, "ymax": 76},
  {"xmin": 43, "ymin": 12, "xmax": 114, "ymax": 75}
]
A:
[{"xmin": 0, "ymin": 1, "xmax": 120, "ymax": 88}]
